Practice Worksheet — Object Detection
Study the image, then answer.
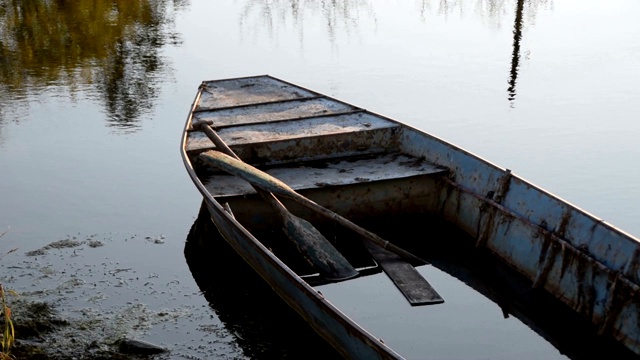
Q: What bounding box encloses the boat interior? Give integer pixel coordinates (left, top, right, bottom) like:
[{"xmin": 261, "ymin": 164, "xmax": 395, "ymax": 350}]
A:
[{"xmin": 184, "ymin": 76, "xmax": 452, "ymax": 276}]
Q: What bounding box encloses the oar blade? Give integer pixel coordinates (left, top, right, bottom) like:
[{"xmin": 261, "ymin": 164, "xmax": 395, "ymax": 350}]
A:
[
  {"xmin": 364, "ymin": 242, "xmax": 444, "ymax": 306},
  {"xmin": 282, "ymin": 212, "xmax": 359, "ymax": 281}
]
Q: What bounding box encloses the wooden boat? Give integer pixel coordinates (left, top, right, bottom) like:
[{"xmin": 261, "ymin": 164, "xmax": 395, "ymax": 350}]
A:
[{"xmin": 181, "ymin": 75, "xmax": 640, "ymax": 359}]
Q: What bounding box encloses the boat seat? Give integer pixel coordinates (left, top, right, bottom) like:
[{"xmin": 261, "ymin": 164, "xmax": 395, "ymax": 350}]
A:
[
  {"xmin": 202, "ymin": 152, "xmax": 448, "ymax": 198},
  {"xmin": 186, "ymin": 98, "xmax": 402, "ymax": 165}
]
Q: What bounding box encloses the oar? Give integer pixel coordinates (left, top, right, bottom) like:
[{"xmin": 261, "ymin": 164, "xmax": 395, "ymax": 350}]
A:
[
  {"xmin": 197, "ymin": 148, "xmax": 427, "ymax": 266},
  {"xmin": 192, "ymin": 120, "xmax": 358, "ymax": 281}
]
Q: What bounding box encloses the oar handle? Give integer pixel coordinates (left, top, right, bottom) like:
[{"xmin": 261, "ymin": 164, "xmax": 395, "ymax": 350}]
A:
[
  {"xmin": 192, "ymin": 120, "xmax": 238, "ymax": 159},
  {"xmin": 192, "ymin": 120, "xmax": 288, "ymax": 215}
]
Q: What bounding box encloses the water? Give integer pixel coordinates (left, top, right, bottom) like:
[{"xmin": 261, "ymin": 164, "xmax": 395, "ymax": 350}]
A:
[{"xmin": 1, "ymin": 0, "xmax": 639, "ymax": 358}]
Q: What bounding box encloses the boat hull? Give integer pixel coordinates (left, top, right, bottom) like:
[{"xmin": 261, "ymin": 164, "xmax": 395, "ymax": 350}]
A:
[{"xmin": 181, "ymin": 75, "xmax": 640, "ymax": 358}]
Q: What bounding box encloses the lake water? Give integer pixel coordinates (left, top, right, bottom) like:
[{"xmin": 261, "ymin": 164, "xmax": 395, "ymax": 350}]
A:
[{"xmin": 1, "ymin": 0, "xmax": 639, "ymax": 359}]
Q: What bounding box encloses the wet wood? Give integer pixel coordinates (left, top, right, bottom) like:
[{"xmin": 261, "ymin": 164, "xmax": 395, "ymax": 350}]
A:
[
  {"xmin": 192, "ymin": 97, "xmax": 358, "ymax": 128},
  {"xmin": 197, "ymin": 76, "xmax": 316, "ymax": 110},
  {"xmin": 203, "ymin": 152, "xmax": 447, "ymax": 197},
  {"xmin": 364, "ymin": 242, "xmax": 444, "ymax": 306},
  {"xmin": 186, "ymin": 112, "xmax": 398, "ymax": 152}
]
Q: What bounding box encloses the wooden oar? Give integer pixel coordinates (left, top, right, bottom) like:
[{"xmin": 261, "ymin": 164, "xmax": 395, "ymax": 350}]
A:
[
  {"xmin": 197, "ymin": 148, "xmax": 427, "ymax": 266},
  {"xmin": 192, "ymin": 120, "xmax": 358, "ymax": 281},
  {"xmin": 198, "ymin": 149, "xmax": 445, "ymax": 305}
]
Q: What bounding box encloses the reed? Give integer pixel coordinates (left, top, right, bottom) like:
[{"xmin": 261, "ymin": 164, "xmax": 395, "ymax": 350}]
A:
[{"xmin": 0, "ymin": 229, "xmax": 16, "ymax": 360}]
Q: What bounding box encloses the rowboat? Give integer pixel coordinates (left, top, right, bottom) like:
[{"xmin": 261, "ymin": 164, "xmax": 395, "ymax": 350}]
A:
[{"xmin": 180, "ymin": 75, "xmax": 640, "ymax": 359}]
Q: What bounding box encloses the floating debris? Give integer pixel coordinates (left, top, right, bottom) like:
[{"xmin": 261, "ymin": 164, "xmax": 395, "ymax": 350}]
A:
[
  {"xmin": 87, "ymin": 240, "xmax": 104, "ymax": 248},
  {"xmin": 118, "ymin": 338, "xmax": 169, "ymax": 355},
  {"xmin": 25, "ymin": 238, "xmax": 84, "ymax": 256},
  {"xmin": 145, "ymin": 235, "xmax": 165, "ymax": 244},
  {"xmin": 2, "ymin": 231, "xmax": 244, "ymax": 359}
]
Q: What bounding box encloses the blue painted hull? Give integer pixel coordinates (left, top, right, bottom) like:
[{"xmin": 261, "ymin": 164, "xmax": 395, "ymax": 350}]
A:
[
  {"xmin": 398, "ymin": 126, "xmax": 640, "ymax": 354},
  {"xmin": 182, "ymin": 75, "xmax": 640, "ymax": 358}
]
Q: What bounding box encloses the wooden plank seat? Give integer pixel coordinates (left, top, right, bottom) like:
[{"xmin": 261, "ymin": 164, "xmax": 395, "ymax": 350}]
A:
[
  {"xmin": 191, "ymin": 97, "xmax": 360, "ymax": 129},
  {"xmin": 201, "ymin": 152, "xmax": 448, "ymax": 198},
  {"xmin": 196, "ymin": 76, "xmax": 318, "ymax": 110},
  {"xmin": 186, "ymin": 112, "xmax": 401, "ymax": 164}
]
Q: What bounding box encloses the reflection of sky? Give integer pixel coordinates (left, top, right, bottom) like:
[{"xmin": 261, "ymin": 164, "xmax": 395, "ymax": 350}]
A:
[
  {"xmin": 238, "ymin": 0, "xmax": 377, "ymax": 50},
  {"xmin": 235, "ymin": 0, "xmax": 555, "ymax": 105},
  {"xmin": 183, "ymin": 0, "xmax": 535, "ymax": 110},
  {"xmin": 2, "ymin": 0, "xmax": 639, "ymax": 228}
]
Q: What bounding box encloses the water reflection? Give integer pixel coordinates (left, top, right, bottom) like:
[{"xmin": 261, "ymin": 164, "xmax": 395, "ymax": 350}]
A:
[
  {"xmin": 417, "ymin": 0, "xmax": 552, "ymax": 106},
  {"xmin": 238, "ymin": 0, "xmax": 553, "ymax": 107},
  {"xmin": 416, "ymin": 0, "xmax": 551, "ymax": 31},
  {"xmin": 239, "ymin": 0, "xmax": 376, "ymax": 48},
  {"xmin": 0, "ymin": 0, "xmax": 187, "ymax": 131},
  {"xmin": 418, "ymin": 0, "xmax": 516, "ymax": 27},
  {"xmin": 506, "ymin": 0, "xmax": 554, "ymax": 106},
  {"xmin": 508, "ymin": 0, "xmax": 525, "ymax": 105}
]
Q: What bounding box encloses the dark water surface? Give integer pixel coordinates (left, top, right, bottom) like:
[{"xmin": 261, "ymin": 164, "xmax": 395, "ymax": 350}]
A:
[{"xmin": 1, "ymin": 0, "xmax": 639, "ymax": 359}]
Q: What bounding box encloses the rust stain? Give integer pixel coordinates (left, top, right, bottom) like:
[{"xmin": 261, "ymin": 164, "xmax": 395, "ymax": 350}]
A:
[
  {"xmin": 599, "ymin": 275, "xmax": 625, "ymax": 336},
  {"xmin": 556, "ymin": 210, "xmax": 573, "ymax": 275},
  {"xmin": 475, "ymin": 170, "xmax": 512, "ymax": 248},
  {"xmin": 532, "ymin": 230, "xmax": 558, "ymax": 289}
]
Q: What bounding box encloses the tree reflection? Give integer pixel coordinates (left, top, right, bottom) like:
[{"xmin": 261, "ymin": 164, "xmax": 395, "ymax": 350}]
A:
[
  {"xmin": 508, "ymin": 0, "xmax": 525, "ymax": 105},
  {"xmin": 239, "ymin": 0, "xmax": 376, "ymax": 49},
  {"xmin": 239, "ymin": 0, "xmax": 553, "ymax": 107},
  {"xmin": 506, "ymin": 0, "xmax": 552, "ymax": 106},
  {"xmin": 417, "ymin": 0, "xmax": 553, "ymax": 106},
  {"xmin": 0, "ymin": 0, "xmax": 187, "ymax": 131},
  {"xmin": 416, "ymin": 0, "xmax": 550, "ymax": 28}
]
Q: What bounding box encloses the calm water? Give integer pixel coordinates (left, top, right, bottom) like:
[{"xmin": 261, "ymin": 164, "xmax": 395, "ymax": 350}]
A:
[{"xmin": 1, "ymin": 0, "xmax": 639, "ymax": 358}]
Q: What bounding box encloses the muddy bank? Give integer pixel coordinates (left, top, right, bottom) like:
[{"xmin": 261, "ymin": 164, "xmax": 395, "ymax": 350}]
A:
[
  {"xmin": 0, "ymin": 233, "xmax": 247, "ymax": 360},
  {"xmin": 5, "ymin": 297, "xmax": 175, "ymax": 359}
]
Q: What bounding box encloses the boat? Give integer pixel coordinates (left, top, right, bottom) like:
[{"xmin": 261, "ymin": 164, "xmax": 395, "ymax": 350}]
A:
[{"xmin": 180, "ymin": 75, "xmax": 640, "ymax": 359}]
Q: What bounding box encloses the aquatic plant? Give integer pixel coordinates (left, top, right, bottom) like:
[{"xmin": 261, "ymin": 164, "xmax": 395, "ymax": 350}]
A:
[
  {"xmin": 0, "ymin": 285, "xmax": 15, "ymax": 359},
  {"xmin": 0, "ymin": 229, "xmax": 17, "ymax": 359}
]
